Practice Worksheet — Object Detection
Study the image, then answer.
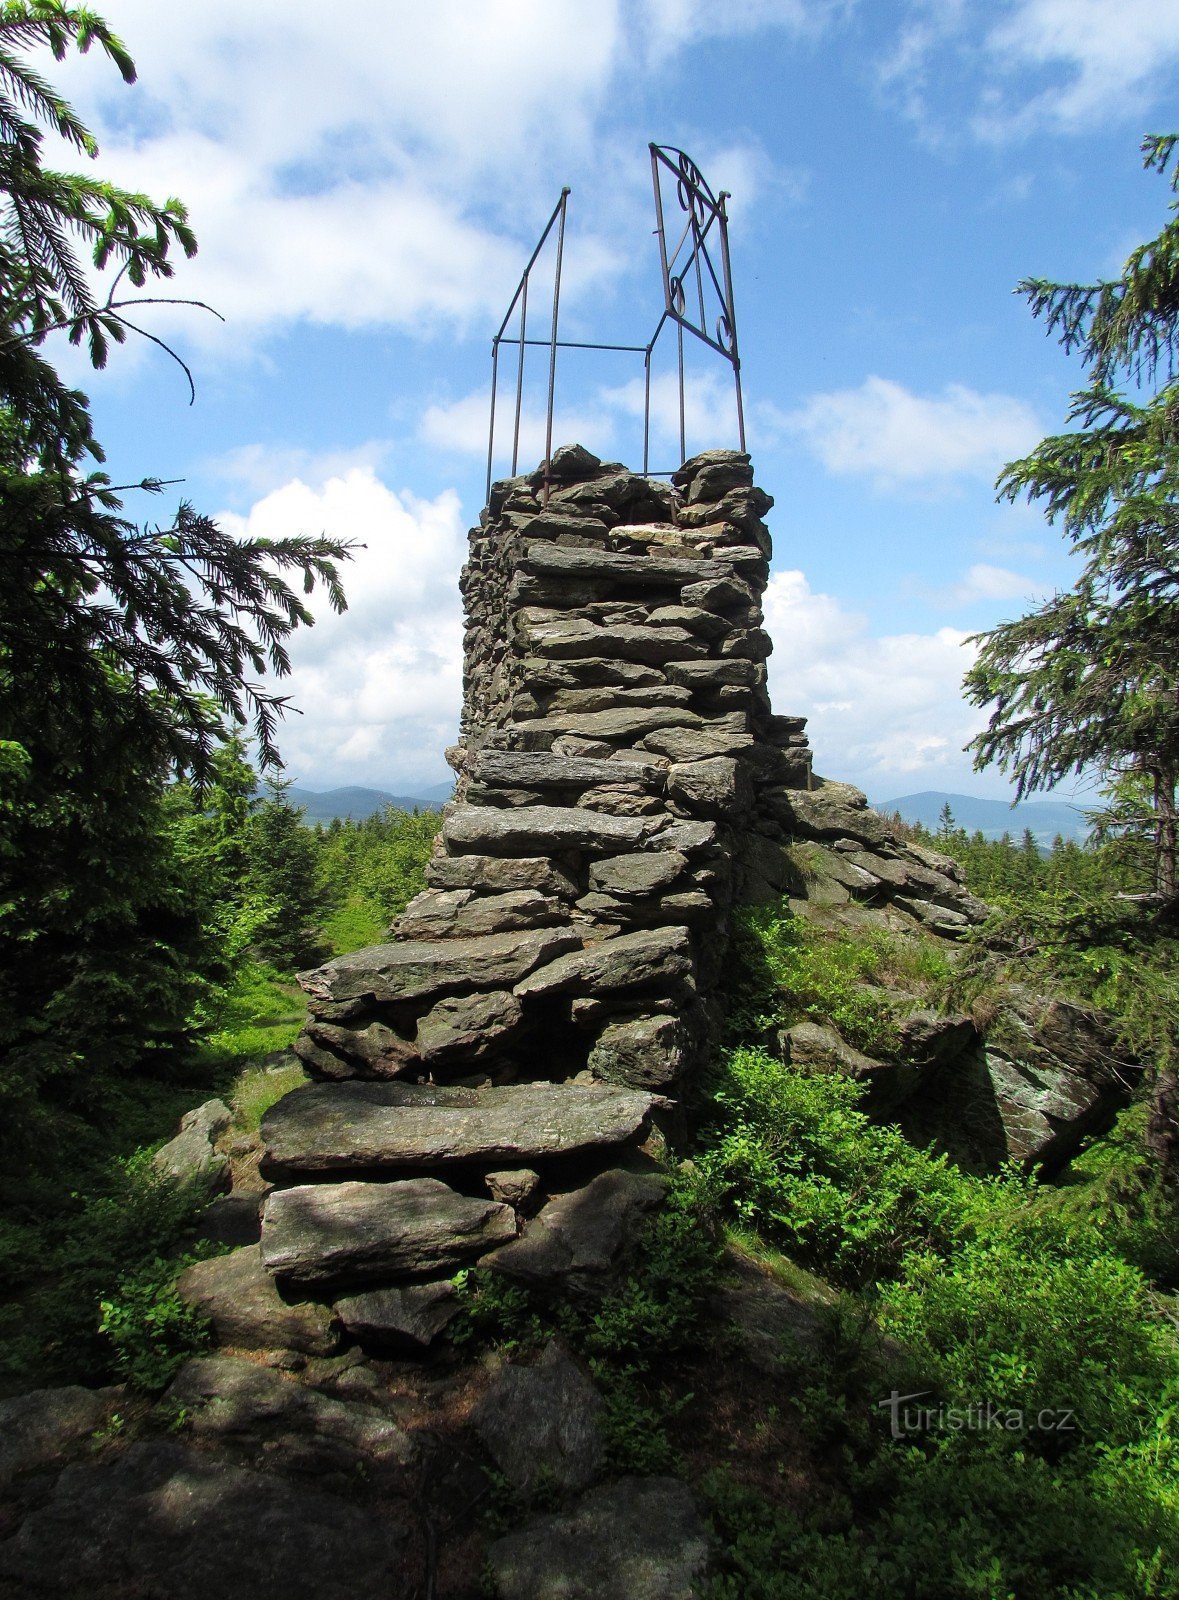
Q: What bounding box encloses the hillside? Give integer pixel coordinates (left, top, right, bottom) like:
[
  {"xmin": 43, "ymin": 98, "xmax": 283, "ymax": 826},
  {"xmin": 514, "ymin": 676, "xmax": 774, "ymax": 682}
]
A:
[
  {"xmin": 874, "ymin": 789, "xmax": 1088, "ymax": 844},
  {"xmin": 276, "ymin": 783, "xmax": 451, "ymax": 823}
]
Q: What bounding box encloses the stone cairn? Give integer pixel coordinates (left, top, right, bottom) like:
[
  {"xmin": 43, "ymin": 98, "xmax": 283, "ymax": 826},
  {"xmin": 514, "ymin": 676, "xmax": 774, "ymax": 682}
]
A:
[{"xmin": 255, "ymin": 445, "xmax": 984, "ymax": 1347}]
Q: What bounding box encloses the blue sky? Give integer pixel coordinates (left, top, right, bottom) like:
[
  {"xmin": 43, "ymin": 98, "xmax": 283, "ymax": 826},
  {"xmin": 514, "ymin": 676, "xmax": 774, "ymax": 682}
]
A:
[{"xmin": 43, "ymin": 0, "xmax": 1179, "ymax": 800}]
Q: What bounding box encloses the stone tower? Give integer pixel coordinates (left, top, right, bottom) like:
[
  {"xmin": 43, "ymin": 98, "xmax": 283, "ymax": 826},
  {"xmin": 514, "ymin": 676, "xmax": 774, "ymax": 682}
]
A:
[{"xmin": 253, "ymin": 447, "xmax": 982, "ymax": 1340}]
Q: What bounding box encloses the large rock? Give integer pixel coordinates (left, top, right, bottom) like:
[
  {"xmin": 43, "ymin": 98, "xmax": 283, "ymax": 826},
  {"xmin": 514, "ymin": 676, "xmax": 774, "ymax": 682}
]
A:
[
  {"xmin": 588, "ymin": 851, "xmax": 687, "ymax": 898},
  {"xmin": 473, "ymin": 1342, "xmax": 605, "ymax": 1494},
  {"xmin": 0, "ymin": 1385, "xmax": 121, "ymax": 1487},
  {"xmin": 641, "ymin": 726, "xmax": 753, "ymax": 761},
  {"xmin": 516, "ymin": 615, "xmax": 707, "ymax": 665},
  {"xmin": 781, "ymin": 1020, "xmax": 924, "ymax": 1113},
  {"xmin": 176, "ymin": 1245, "xmax": 340, "ymax": 1356},
  {"xmin": 485, "ymin": 1169, "xmax": 667, "ymax": 1297},
  {"xmin": 301, "ymin": 926, "xmax": 583, "ymax": 1005},
  {"xmin": 164, "ymin": 1355, "xmax": 414, "ymax": 1466},
  {"xmin": 0, "ymin": 1440, "xmax": 406, "ymax": 1600},
  {"xmin": 487, "ymin": 1476, "xmax": 709, "ymax": 1600},
  {"xmin": 444, "ymin": 804, "xmax": 650, "ymax": 857},
  {"xmin": 520, "ymin": 542, "xmax": 728, "ymax": 589},
  {"xmin": 260, "ymin": 1080, "xmax": 663, "ymax": 1176},
  {"xmin": 714, "ymin": 1249, "xmax": 837, "ymax": 1368},
  {"xmin": 152, "ymin": 1098, "xmax": 232, "ymax": 1195},
  {"xmin": 588, "ymin": 1014, "xmax": 691, "ymax": 1088},
  {"xmin": 260, "ymin": 1178, "xmax": 516, "ymax": 1289},
  {"xmin": 667, "ymin": 755, "xmax": 749, "ymax": 818},
  {"xmin": 526, "ymin": 705, "xmax": 703, "ymax": 741},
  {"xmin": 425, "ymin": 853, "xmax": 578, "ymax": 897},
  {"xmin": 514, "ymin": 925, "xmax": 694, "ymax": 1001},
  {"xmin": 414, "ymin": 989, "xmax": 525, "ymax": 1064},
  {"xmin": 333, "ymin": 1280, "xmax": 459, "ymax": 1350},
  {"xmin": 783, "ymin": 781, "xmax": 894, "ymax": 847},
  {"xmin": 303, "ymin": 1019, "xmax": 420, "ymax": 1077}
]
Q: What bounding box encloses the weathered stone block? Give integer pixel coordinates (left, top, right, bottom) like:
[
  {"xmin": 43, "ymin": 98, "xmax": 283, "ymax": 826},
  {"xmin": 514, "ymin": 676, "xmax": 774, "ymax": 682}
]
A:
[
  {"xmin": 514, "ymin": 925, "xmax": 694, "ymax": 1000},
  {"xmin": 260, "ymin": 1080, "xmax": 663, "ymax": 1176},
  {"xmin": 444, "ymin": 803, "xmax": 651, "ymax": 856},
  {"xmin": 588, "ymin": 1014, "xmax": 691, "ymax": 1088},
  {"xmin": 415, "ymin": 989, "xmax": 525, "ymax": 1064},
  {"xmin": 301, "ymin": 927, "xmax": 583, "ymax": 1005},
  {"xmin": 588, "ymin": 850, "xmax": 687, "ymax": 898},
  {"xmin": 260, "ymin": 1179, "xmax": 516, "ymax": 1288},
  {"xmin": 177, "ymin": 1246, "xmax": 340, "ymax": 1356}
]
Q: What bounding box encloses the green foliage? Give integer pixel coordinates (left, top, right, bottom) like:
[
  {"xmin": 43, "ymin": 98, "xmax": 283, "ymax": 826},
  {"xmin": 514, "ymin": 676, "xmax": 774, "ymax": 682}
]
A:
[
  {"xmin": 242, "ymin": 777, "xmax": 326, "ymax": 967},
  {"xmin": 966, "ymin": 133, "xmax": 1179, "ymax": 898},
  {"xmin": 451, "ymin": 1172, "xmax": 723, "ymax": 1475},
  {"xmin": 723, "ymin": 906, "xmax": 948, "ymax": 1055},
  {"xmin": 698, "ymin": 1048, "xmax": 989, "ymax": 1287},
  {"xmin": 315, "ymin": 805, "xmax": 438, "ymax": 929},
  {"xmin": 98, "ymin": 1256, "xmax": 211, "ymax": 1390},
  {"xmin": 228, "ymin": 1056, "xmax": 307, "ymax": 1136},
  {"xmin": 882, "ymin": 1232, "xmax": 1175, "ymax": 1450},
  {"xmin": 0, "ymin": 1150, "xmax": 212, "ymax": 1391}
]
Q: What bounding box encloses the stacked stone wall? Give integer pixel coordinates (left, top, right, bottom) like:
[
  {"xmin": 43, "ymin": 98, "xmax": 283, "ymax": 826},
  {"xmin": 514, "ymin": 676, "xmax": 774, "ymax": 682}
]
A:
[{"xmin": 253, "ymin": 446, "xmax": 987, "ymax": 1341}]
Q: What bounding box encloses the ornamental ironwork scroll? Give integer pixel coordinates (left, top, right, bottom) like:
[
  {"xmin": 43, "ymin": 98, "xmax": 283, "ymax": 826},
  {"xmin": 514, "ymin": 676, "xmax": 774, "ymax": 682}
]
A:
[{"xmin": 485, "ymin": 145, "xmax": 745, "ymax": 502}]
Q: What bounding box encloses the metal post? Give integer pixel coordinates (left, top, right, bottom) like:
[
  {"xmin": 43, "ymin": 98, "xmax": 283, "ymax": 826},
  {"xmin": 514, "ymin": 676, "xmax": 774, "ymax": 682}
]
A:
[
  {"xmin": 642, "ymin": 342, "xmax": 652, "ymax": 476},
  {"xmin": 677, "ymin": 317, "xmax": 686, "ymax": 467},
  {"xmin": 542, "ymin": 188, "xmax": 570, "ymax": 505},
  {"xmin": 511, "ymin": 272, "xmax": 528, "ymax": 476},
  {"xmin": 485, "ymin": 336, "xmax": 501, "ymax": 504},
  {"xmin": 716, "ymin": 191, "xmax": 746, "ymax": 451}
]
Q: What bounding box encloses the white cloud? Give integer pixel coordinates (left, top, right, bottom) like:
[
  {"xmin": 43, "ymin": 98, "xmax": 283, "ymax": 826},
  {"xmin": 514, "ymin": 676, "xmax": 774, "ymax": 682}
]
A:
[
  {"xmin": 217, "ymin": 467, "xmax": 466, "ymax": 788},
  {"xmin": 38, "ymin": 1, "xmax": 825, "ymax": 352},
  {"xmin": 764, "ymin": 568, "xmax": 990, "ymax": 791},
  {"xmin": 783, "ymin": 375, "xmax": 1043, "ymax": 487},
  {"xmin": 881, "ymin": 0, "xmax": 1179, "ymax": 141},
  {"xmin": 981, "ymin": 0, "xmax": 1179, "ymax": 135},
  {"xmin": 915, "ymin": 561, "xmax": 1040, "ymax": 607}
]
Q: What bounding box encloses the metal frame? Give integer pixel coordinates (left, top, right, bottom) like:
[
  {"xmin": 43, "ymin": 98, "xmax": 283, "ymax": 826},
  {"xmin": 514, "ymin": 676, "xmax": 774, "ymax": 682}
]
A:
[{"xmin": 484, "ymin": 145, "xmax": 745, "ymax": 502}]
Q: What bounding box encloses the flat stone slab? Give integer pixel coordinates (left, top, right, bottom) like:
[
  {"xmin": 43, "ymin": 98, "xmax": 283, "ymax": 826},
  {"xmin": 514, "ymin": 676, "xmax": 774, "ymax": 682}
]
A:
[
  {"xmin": 488, "ymin": 1476, "xmax": 709, "ymax": 1600},
  {"xmin": 260, "ymin": 1178, "xmax": 516, "ymax": 1289},
  {"xmin": 521, "ymin": 542, "xmax": 728, "ymax": 587},
  {"xmin": 426, "ymin": 853, "xmax": 578, "ymax": 896},
  {"xmin": 473, "ymin": 749, "xmax": 665, "ymax": 790},
  {"xmin": 178, "ymin": 1245, "xmax": 340, "ymax": 1356},
  {"xmin": 444, "ymin": 803, "xmax": 650, "ymax": 856},
  {"xmin": 0, "ymin": 1440, "xmax": 406, "ymax": 1600},
  {"xmin": 516, "ymin": 616, "xmax": 707, "ymax": 665},
  {"xmin": 300, "ymin": 926, "xmax": 582, "ymax": 1005},
  {"xmin": 260, "ymin": 1080, "xmax": 662, "ymax": 1175},
  {"xmin": 514, "ymin": 925, "xmax": 694, "ymax": 1000}
]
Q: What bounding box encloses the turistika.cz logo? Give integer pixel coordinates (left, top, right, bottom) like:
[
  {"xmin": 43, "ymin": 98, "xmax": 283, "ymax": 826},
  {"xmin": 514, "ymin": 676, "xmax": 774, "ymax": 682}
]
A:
[{"xmin": 878, "ymin": 1390, "xmax": 1077, "ymax": 1441}]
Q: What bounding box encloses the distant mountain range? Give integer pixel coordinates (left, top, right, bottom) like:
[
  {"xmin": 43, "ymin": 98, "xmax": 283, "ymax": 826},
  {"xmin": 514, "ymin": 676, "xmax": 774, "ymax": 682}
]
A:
[
  {"xmin": 873, "ymin": 790, "xmax": 1089, "ymax": 845},
  {"xmin": 271, "ymin": 783, "xmax": 452, "ymax": 823}
]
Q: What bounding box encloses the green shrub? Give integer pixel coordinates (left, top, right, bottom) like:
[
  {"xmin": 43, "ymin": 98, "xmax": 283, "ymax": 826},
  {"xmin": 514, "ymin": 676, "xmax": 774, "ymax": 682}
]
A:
[
  {"xmin": 723, "ymin": 909, "xmax": 951, "ymax": 1057},
  {"xmin": 698, "ymin": 1048, "xmax": 984, "ymax": 1286},
  {"xmin": 881, "ymin": 1230, "xmax": 1178, "ymax": 1455},
  {"xmin": 98, "ymin": 1258, "xmax": 211, "ymax": 1390}
]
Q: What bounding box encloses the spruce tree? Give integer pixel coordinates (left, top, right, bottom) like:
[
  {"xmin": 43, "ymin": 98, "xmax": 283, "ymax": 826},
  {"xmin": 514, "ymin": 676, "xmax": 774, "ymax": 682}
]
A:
[{"xmin": 965, "ymin": 135, "xmax": 1179, "ymax": 903}]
